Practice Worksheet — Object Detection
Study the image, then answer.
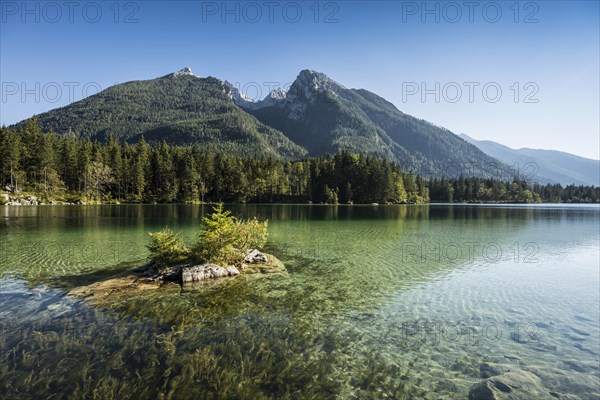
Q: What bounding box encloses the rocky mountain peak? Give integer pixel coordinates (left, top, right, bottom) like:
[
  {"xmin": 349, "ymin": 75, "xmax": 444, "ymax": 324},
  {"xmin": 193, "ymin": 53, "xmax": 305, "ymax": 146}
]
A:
[
  {"xmin": 169, "ymin": 67, "xmax": 198, "ymax": 78},
  {"xmin": 223, "ymin": 80, "xmax": 257, "ymax": 108},
  {"xmin": 268, "ymin": 87, "xmax": 288, "ymax": 100},
  {"xmin": 287, "ymin": 69, "xmax": 344, "ymax": 104}
]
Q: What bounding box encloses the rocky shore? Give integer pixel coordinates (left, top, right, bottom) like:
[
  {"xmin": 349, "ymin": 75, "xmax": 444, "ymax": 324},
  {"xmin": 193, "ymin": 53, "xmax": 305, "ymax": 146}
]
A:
[
  {"xmin": 1, "ymin": 194, "xmax": 40, "ymax": 206},
  {"xmin": 0, "ymin": 193, "xmax": 76, "ymax": 206}
]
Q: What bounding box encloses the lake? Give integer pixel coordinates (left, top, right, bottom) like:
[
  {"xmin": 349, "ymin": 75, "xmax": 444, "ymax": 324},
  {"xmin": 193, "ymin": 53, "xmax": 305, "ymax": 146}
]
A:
[{"xmin": 1, "ymin": 204, "xmax": 599, "ymax": 399}]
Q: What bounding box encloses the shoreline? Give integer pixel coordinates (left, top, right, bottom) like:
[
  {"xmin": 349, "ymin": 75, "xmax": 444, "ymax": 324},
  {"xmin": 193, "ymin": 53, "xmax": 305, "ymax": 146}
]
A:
[
  {"xmin": 2, "ymin": 192, "xmax": 599, "ymax": 206},
  {"xmin": 2, "ymin": 200, "xmax": 598, "ymax": 206}
]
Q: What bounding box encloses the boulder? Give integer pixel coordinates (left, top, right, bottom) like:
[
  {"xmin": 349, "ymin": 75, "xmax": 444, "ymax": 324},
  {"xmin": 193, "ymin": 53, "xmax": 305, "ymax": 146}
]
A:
[
  {"xmin": 181, "ymin": 264, "xmax": 239, "ymax": 283},
  {"xmin": 469, "ymin": 363, "xmax": 569, "ymax": 400},
  {"xmin": 3, "ymin": 196, "xmax": 40, "ymax": 205},
  {"xmin": 244, "ymin": 249, "xmax": 268, "ymax": 264},
  {"xmin": 468, "ymin": 381, "xmax": 498, "ymax": 400},
  {"xmin": 479, "ymin": 363, "xmax": 511, "ymax": 379},
  {"xmin": 225, "ymin": 266, "xmax": 240, "ymax": 275}
]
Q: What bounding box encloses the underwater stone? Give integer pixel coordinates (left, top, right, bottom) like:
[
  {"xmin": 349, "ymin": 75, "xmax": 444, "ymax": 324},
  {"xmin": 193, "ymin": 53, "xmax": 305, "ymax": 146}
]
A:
[
  {"xmin": 468, "ymin": 382, "xmax": 497, "ymax": 400},
  {"xmin": 479, "ymin": 363, "xmax": 511, "ymax": 378},
  {"xmin": 470, "ymin": 365, "xmax": 556, "ymax": 400}
]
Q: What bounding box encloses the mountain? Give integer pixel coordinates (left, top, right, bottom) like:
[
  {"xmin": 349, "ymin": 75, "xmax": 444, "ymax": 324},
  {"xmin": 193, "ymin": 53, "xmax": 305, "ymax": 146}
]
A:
[
  {"xmin": 242, "ymin": 70, "xmax": 510, "ymax": 178},
  {"xmin": 18, "ymin": 68, "xmax": 307, "ymax": 160},
  {"xmin": 460, "ymin": 134, "xmax": 600, "ymax": 186},
  {"xmin": 14, "ymin": 67, "xmax": 511, "ymax": 179}
]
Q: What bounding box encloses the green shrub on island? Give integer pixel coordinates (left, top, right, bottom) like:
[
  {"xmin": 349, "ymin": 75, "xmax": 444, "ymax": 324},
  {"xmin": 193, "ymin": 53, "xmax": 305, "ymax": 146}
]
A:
[
  {"xmin": 147, "ymin": 203, "xmax": 268, "ymax": 269},
  {"xmin": 192, "ymin": 203, "xmax": 268, "ymax": 265},
  {"xmin": 147, "ymin": 228, "xmax": 190, "ymax": 269}
]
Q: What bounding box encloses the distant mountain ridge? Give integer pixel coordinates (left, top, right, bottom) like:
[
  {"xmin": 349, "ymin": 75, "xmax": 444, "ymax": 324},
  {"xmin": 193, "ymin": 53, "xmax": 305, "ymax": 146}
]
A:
[
  {"xmin": 243, "ymin": 69, "xmax": 509, "ymax": 178},
  {"xmin": 460, "ymin": 133, "xmax": 600, "ymax": 186},
  {"xmin": 14, "ymin": 67, "xmax": 511, "ymax": 178}
]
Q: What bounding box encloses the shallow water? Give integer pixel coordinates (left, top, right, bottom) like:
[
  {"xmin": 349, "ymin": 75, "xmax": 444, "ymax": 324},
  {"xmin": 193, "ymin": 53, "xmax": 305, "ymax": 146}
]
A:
[{"xmin": 1, "ymin": 204, "xmax": 599, "ymax": 399}]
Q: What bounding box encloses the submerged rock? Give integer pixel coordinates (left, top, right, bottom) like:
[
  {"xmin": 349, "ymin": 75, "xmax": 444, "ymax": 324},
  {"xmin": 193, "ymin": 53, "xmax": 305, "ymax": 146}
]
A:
[
  {"xmin": 469, "ymin": 368, "xmax": 547, "ymax": 399},
  {"xmin": 470, "ymin": 362, "xmax": 600, "ymax": 400},
  {"xmin": 479, "ymin": 363, "xmax": 511, "ymax": 379},
  {"xmin": 181, "ymin": 264, "xmax": 240, "ymax": 283},
  {"xmin": 468, "ymin": 381, "xmax": 503, "ymax": 400}
]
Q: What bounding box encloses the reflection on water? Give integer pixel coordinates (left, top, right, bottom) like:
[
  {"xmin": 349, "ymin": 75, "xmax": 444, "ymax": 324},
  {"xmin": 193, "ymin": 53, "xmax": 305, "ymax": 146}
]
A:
[{"xmin": 1, "ymin": 204, "xmax": 599, "ymax": 399}]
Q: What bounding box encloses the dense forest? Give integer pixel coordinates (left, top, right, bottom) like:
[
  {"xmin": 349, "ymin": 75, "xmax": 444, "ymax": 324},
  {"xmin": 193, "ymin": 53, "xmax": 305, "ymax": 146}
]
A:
[
  {"xmin": 1, "ymin": 119, "xmax": 598, "ymax": 204},
  {"xmin": 429, "ymin": 177, "xmax": 599, "ymax": 204},
  {"xmin": 0, "ymin": 119, "xmax": 427, "ymax": 204}
]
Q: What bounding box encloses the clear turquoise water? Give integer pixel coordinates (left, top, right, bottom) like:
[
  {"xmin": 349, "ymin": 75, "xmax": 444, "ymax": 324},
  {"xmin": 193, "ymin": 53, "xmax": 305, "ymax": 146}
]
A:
[{"xmin": 0, "ymin": 204, "xmax": 598, "ymax": 399}]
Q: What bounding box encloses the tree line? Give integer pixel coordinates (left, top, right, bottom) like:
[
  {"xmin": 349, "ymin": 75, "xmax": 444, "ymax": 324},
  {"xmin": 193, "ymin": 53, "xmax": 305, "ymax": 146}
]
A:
[
  {"xmin": 1, "ymin": 119, "xmax": 597, "ymax": 204},
  {"xmin": 428, "ymin": 176, "xmax": 599, "ymax": 203},
  {"xmin": 0, "ymin": 118, "xmax": 427, "ymax": 204}
]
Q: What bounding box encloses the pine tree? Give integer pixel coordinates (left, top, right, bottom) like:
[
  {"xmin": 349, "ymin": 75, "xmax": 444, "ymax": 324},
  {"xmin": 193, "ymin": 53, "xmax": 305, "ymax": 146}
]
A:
[
  {"xmin": 0, "ymin": 128, "xmax": 21, "ymax": 191},
  {"xmin": 58, "ymin": 139, "xmax": 78, "ymax": 191},
  {"xmin": 78, "ymin": 138, "xmax": 93, "ymax": 197},
  {"xmin": 132, "ymin": 138, "xmax": 150, "ymax": 201},
  {"xmin": 105, "ymin": 135, "xmax": 123, "ymax": 199},
  {"xmin": 176, "ymin": 149, "xmax": 199, "ymax": 202}
]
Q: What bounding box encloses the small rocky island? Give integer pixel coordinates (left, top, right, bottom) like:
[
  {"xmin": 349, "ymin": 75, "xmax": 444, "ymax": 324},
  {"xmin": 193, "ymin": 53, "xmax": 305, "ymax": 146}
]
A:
[
  {"xmin": 69, "ymin": 248, "xmax": 286, "ymax": 306},
  {"xmin": 69, "ymin": 204, "xmax": 286, "ymax": 305}
]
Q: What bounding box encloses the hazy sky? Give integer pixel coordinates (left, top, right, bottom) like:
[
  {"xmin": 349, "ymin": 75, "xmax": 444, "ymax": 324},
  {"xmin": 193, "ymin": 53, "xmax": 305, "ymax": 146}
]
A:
[{"xmin": 1, "ymin": 1, "xmax": 598, "ymax": 159}]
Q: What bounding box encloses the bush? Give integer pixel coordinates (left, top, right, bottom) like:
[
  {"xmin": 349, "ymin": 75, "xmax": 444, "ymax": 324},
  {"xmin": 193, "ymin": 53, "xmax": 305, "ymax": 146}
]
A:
[
  {"xmin": 192, "ymin": 203, "xmax": 268, "ymax": 265},
  {"xmin": 233, "ymin": 217, "xmax": 268, "ymax": 254},
  {"xmin": 147, "ymin": 204, "xmax": 268, "ymax": 268},
  {"xmin": 147, "ymin": 228, "xmax": 190, "ymax": 269}
]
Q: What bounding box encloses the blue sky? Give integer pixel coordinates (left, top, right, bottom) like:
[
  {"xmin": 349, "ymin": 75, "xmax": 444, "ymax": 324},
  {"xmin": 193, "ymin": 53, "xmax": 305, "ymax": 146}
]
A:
[{"xmin": 1, "ymin": 0, "xmax": 598, "ymax": 159}]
